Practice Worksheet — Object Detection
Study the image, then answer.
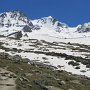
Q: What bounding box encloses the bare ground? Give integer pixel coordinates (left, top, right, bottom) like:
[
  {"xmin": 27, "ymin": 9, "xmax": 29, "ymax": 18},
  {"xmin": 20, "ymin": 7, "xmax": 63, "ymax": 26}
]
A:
[{"xmin": 0, "ymin": 68, "xmax": 16, "ymax": 90}]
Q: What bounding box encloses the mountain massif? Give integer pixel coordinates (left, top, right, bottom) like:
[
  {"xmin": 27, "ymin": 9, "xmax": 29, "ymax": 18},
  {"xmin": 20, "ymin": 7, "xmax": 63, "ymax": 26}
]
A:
[
  {"xmin": 0, "ymin": 11, "xmax": 90, "ymax": 90},
  {"xmin": 0, "ymin": 11, "xmax": 90, "ymax": 39}
]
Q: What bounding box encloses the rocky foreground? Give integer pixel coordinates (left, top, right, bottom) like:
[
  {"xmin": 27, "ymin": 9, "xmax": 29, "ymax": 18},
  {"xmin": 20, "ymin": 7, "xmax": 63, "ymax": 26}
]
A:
[{"xmin": 0, "ymin": 52, "xmax": 90, "ymax": 90}]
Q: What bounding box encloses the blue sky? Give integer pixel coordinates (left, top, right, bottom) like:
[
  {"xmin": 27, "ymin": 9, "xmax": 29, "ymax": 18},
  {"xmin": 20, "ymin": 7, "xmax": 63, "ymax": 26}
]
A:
[{"xmin": 0, "ymin": 0, "xmax": 90, "ymax": 26}]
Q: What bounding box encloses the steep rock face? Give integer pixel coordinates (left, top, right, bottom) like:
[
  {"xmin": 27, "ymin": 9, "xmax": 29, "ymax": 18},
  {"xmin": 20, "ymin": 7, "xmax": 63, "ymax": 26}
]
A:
[
  {"xmin": 32, "ymin": 16, "xmax": 68, "ymax": 32},
  {"xmin": 15, "ymin": 31, "xmax": 22, "ymax": 39},
  {"xmin": 22, "ymin": 25, "xmax": 32, "ymax": 32},
  {"xmin": 7, "ymin": 31, "xmax": 22, "ymax": 39}
]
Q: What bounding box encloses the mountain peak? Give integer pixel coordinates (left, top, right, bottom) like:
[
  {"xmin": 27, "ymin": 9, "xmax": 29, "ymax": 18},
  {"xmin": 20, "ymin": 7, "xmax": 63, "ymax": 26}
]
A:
[
  {"xmin": 0, "ymin": 10, "xmax": 33, "ymax": 27},
  {"xmin": 47, "ymin": 16, "xmax": 53, "ymax": 18},
  {"xmin": 0, "ymin": 10, "xmax": 33, "ymax": 37}
]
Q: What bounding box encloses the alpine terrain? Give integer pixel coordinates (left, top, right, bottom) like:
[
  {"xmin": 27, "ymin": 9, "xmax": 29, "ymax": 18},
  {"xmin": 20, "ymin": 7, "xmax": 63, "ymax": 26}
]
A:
[{"xmin": 0, "ymin": 11, "xmax": 90, "ymax": 90}]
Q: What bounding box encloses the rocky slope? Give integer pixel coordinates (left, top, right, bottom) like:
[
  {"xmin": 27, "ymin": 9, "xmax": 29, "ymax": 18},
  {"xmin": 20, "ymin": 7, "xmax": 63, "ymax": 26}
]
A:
[
  {"xmin": 0, "ymin": 52, "xmax": 90, "ymax": 90},
  {"xmin": 0, "ymin": 11, "xmax": 90, "ymax": 90}
]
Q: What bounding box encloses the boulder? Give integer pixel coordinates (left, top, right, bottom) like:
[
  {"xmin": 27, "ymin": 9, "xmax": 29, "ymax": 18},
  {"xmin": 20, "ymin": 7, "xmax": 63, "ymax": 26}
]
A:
[
  {"xmin": 13, "ymin": 55, "xmax": 22, "ymax": 63},
  {"xmin": 22, "ymin": 58, "xmax": 30, "ymax": 63}
]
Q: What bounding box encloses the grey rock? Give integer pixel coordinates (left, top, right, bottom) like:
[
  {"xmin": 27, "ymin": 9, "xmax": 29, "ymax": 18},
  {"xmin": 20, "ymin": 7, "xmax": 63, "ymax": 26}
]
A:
[
  {"xmin": 22, "ymin": 58, "xmax": 30, "ymax": 63},
  {"xmin": 13, "ymin": 55, "xmax": 22, "ymax": 63},
  {"xmin": 23, "ymin": 25, "xmax": 32, "ymax": 32}
]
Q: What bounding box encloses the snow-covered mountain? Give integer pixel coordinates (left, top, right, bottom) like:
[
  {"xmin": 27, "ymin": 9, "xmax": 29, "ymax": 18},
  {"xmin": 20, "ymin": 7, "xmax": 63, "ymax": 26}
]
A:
[
  {"xmin": 1, "ymin": 11, "xmax": 90, "ymax": 78},
  {"xmin": 77, "ymin": 22, "xmax": 90, "ymax": 33},
  {"xmin": 0, "ymin": 11, "xmax": 33, "ymax": 37},
  {"xmin": 0, "ymin": 11, "xmax": 90, "ymax": 39},
  {"xmin": 32, "ymin": 16, "xmax": 68, "ymax": 32},
  {"xmin": 32, "ymin": 16, "xmax": 90, "ymax": 38},
  {"xmin": 0, "ymin": 11, "xmax": 33, "ymax": 27}
]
